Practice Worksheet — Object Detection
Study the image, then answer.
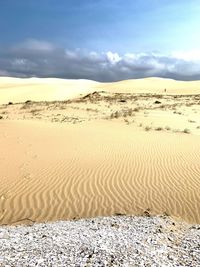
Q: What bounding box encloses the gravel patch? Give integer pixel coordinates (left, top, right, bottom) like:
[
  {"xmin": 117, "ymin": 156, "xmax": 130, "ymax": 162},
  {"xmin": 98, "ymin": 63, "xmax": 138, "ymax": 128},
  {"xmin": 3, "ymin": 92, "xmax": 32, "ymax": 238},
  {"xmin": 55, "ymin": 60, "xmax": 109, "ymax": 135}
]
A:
[{"xmin": 0, "ymin": 215, "xmax": 199, "ymax": 266}]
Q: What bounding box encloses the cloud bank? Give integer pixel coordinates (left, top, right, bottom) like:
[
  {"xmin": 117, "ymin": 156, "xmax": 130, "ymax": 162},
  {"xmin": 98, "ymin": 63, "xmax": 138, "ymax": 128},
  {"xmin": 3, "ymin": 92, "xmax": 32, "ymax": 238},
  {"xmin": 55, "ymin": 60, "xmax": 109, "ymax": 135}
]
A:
[{"xmin": 1, "ymin": 39, "xmax": 200, "ymax": 82}]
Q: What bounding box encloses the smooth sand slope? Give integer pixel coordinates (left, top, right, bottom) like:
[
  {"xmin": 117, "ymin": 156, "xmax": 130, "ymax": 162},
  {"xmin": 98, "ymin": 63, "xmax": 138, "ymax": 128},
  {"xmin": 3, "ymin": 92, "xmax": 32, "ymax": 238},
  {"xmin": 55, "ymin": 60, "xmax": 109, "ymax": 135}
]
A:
[
  {"xmin": 1, "ymin": 76, "xmax": 200, "ymax": 105},
  {"xmin": 0, "ymin": 77, "xmax": 200, "ymax": 225},
  {"xmin": 0, "ymin": 77, "xmax": 99, "ymax": 105},
  {"xmin": 0, "ymin": 120, "xmax": 200, "ymax": 225},
  {"xmin": 96, "ymin": 77, "xmax": 200, "ymax": 95}
]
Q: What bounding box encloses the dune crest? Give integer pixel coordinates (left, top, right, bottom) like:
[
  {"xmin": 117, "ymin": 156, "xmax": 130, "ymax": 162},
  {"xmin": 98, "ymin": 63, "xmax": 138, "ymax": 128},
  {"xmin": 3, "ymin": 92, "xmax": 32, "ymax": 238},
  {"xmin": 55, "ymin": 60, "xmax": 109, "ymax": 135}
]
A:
[{"xmin": 1, "ymin": 76, "xmax": 200, "ymax": 104}]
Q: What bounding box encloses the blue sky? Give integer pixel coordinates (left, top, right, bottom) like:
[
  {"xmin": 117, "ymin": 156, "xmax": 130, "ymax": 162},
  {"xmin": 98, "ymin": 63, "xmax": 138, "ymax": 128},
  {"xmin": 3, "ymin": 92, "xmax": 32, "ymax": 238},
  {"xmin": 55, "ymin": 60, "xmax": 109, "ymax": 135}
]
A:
[{"xmin": 0, "ymin": 0, "xmax": 200, "ymax": 81}]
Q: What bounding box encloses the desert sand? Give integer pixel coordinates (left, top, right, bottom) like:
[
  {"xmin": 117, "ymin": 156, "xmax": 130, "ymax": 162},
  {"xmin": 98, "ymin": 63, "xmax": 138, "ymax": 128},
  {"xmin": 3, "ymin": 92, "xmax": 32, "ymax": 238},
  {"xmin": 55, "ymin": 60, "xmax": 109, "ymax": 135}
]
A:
[{"xmin": 0, "ymin": 77, "xmax": 200, "ymax": 225}]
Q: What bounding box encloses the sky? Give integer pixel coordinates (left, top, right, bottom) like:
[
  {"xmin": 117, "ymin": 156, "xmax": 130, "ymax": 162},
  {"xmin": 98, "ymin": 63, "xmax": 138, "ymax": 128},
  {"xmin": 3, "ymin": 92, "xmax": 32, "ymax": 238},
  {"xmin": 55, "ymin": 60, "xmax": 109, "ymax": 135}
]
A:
[{"xmin": 0, "ymin": 0, "xmax": 200, "ymax": 81}]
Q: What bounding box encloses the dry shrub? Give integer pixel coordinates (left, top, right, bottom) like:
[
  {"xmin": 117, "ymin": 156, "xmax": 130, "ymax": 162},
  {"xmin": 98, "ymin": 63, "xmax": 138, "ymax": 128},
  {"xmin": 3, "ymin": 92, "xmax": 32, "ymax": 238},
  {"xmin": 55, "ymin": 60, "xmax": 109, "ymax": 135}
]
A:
[
  {"xmin": 145, "ymin": 126, "xmax": 151, "ymax": 131},
  {"xmin": 183, "ymin": 128, "xmax": 191, "ymax": 134},
  {"xmin": 155, "ymin": 127, "xmax": 163, "ymax": 131},
  {"xmin": 165, "ymin": 126, "xmax": 171, "ymax": 131},
  {"xmin": 110, "ymin": 111, "xmax": 121, "ymax": 119},
  {"xmin": 133, "ymin": 107, "xmax": 140, "ymax": 112}
]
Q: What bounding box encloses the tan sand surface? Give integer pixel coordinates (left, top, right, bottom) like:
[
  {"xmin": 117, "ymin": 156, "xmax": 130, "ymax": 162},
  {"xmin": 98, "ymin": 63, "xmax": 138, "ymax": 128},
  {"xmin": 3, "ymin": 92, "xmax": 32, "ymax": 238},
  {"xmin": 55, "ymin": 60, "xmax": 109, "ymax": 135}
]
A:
[
  {"xmin": 95, "ymin": 77, "xmax": 200, "ymax": 95},
  {"xmin": 1, "ymin": 76, "xmax": 200, "ymax": 105},
  {"xmin": 0, "ymin": 77, "xmax": 200, "ymax": 225},
  {"xmin": 0, "ymin": 77, "xmax": 99, "ymax": 105},
  {"xmin": 0, "ymin": 119, "xmax": 200, "ymax": 225}
]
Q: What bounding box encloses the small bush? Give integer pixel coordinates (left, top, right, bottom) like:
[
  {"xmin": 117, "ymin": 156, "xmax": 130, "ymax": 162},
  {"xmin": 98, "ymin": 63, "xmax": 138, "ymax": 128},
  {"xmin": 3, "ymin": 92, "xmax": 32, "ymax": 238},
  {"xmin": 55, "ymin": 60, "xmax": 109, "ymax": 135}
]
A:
[
  {"xmin": 30, "ymin": 109, "xmax": 42, "ymax": 115},
  {"xmin": 145, "ymin": 126, "xmax": 151, "ymax": 131},
  {"xmin": 127, "ymin": 108, "xmax": 134, "ymax": 116},
  {"xmin": 183, "ymin": 128, "xmax": 190, "ymax": 134},
  {"xmin": 173, "ymin": 111, "xmax": 182, "ymax": 115},
  {"xmin": 110, "ymin": 111, "xmax": 121, "ymax": 119},
  {"xmin": 133, "ymin": 107, "xmax": 140, "ymax": 112},
  {"xmin": 165, "ymin": 126, "xmax": 171, "ymax": 131},
  {"xmin": 160, "ymin": 104, "xmax": 166, "ymax": 109},
  {"xmin": 188, "ymin": 119, "xmax": 196, "ymax": 123},
  {"xmin": 155, "ymin": 127, "xmax": 163, "ymax": 131},
  {"xmin": 154, "ymin": 100, "xmax": 161, "ymax": 104},
  {"xmin": 122, "ymin": 108, "xmax": 134, "ymax": 117}
]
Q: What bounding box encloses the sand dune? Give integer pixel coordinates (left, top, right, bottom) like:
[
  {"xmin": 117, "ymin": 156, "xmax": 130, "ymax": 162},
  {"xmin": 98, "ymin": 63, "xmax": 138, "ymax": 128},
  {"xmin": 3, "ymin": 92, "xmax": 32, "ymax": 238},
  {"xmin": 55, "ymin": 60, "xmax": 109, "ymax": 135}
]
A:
[
  {"xmin": 0, "ymin": 77, "xmax": 99, "ymax": 105},
  {"xmin": 0, "ymin": 120, "xmax": 200, "ymax": 225},
  {"xmin": 1, "ymin": 76, "xmax": 200, "ymax": 105},
  {"xmin": 1, "ymin": 77, "xmax": 200, "ymax": 225},
  {"xmin": 95, "ymin": 77, "xmax": 200, "ymax": 95}
]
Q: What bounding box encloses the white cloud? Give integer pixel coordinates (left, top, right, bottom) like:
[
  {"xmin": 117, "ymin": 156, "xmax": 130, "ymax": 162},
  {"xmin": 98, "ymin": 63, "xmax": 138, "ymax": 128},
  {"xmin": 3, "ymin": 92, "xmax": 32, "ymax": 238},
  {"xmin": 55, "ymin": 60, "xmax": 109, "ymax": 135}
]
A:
[
  {"xmin": 65, "ymin": 50, "xmax": 78, "ymax": 59},
  {"xmin": 172, "ymin": 50, "xmax": 200, "ymax": 61},
  {"xmin": 1, "ymin": 39, "xmax": 200, "ymax": 81},
  {"xmin": 106, "ymin": 51, "xmax": 121, "ymax": 64},
  {"xmin": 124, "ymin": 53, "xmax": 136, "ymax": 60}
]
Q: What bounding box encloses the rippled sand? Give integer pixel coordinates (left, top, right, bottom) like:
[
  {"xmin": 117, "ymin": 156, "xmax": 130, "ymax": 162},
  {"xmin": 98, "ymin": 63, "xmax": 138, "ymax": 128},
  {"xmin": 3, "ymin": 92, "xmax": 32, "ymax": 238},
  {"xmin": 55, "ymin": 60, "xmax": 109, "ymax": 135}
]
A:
[
  {"xmin": 0, "ymin": 77, "xmax": 200, "ymax": 225},
  {"xmin": 0, "ymin": 119, "xmax": 200, "ymax": 225}
]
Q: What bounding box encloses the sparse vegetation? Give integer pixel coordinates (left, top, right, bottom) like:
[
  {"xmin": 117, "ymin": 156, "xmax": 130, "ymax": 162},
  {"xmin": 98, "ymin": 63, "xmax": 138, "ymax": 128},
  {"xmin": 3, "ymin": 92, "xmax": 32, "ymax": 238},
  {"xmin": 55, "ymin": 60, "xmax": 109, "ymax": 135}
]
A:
[
  {"xmin": 188, "ymin": 119, "xmax": 196, "ymax": 123},
  {"xmin": 165, "ymin": 126, "xmax": 171, "ymax": 131},
  {"xmin": 145, "ymin": 126, "xmax": 151, "ymax": 131},
  {"xmin": 122, "ymin": 108, "xmax": 134, "ymax": 117},
  {"xmin": 173, "ymin": 111, "xmax": 182, "ymax": 115},
  {"xmin": 1, "ymin": 93, "xmax": 200, "ymax": 132},
  {"xmin": 110, "ymin": 108, "xmax": 135, "ymax": 119},
  {"xmin": 133, "ymin": 107, "xmax": 140, "ymax": 112},
  {"xmin": 21, "ymin": 103, "xmax": 32, "ymax": 109},
  {"xmin": 160, "ymin": 104, "xmax": 166, "ymax": 109},
  {"xmin": 183, "ymin": 128, "xmax": 191, "ymax": 134},
  {"xmin": 154, "ymin": 100, "xmax": 161, "ymax": 104},
  {"xmin": 30, "ymin": 109, "xmax": 42, "ymax": 115},
  {"xmin": 155, "ymin": 127, "xmax": 163, "ymax": 131},
  {"xmin": 110, "ymin": 111, "xmax": 121, "ymax": 119},
  {"xmin": 86, "ymin": 108, "xmax": 98, "ymax": 112}
]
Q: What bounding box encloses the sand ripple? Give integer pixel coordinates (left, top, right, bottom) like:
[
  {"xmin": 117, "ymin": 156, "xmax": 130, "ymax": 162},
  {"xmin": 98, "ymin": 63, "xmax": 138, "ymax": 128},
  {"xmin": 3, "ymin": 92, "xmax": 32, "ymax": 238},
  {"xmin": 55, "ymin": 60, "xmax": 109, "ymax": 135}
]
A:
[{"xmin": 0, "ymin": 121, "xmax": 200, "ymax": 225}]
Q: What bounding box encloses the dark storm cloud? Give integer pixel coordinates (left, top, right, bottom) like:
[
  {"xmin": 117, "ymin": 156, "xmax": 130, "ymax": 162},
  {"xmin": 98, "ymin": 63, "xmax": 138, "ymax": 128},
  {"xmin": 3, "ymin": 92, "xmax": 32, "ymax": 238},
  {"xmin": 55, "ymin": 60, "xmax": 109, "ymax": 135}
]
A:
[{"xmin": 0, "ymin": 40, "xmax": 200, "ymax": 82}]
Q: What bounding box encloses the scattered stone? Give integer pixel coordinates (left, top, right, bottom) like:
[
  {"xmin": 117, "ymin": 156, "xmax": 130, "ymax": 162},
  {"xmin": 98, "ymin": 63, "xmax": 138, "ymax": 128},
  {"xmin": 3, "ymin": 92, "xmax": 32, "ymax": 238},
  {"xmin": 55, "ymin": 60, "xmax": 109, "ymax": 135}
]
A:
[{"xmin": 0, "ymin": 215, "xmax": 199, "ymax": 266}]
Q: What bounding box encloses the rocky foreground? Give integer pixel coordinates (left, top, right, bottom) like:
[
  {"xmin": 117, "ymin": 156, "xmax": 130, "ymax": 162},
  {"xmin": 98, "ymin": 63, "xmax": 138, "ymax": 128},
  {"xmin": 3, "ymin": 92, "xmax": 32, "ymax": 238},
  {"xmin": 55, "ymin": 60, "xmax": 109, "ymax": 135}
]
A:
[{"xmin": 0, "ymin": 215, "xmax": 199, "ymax": 267}]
